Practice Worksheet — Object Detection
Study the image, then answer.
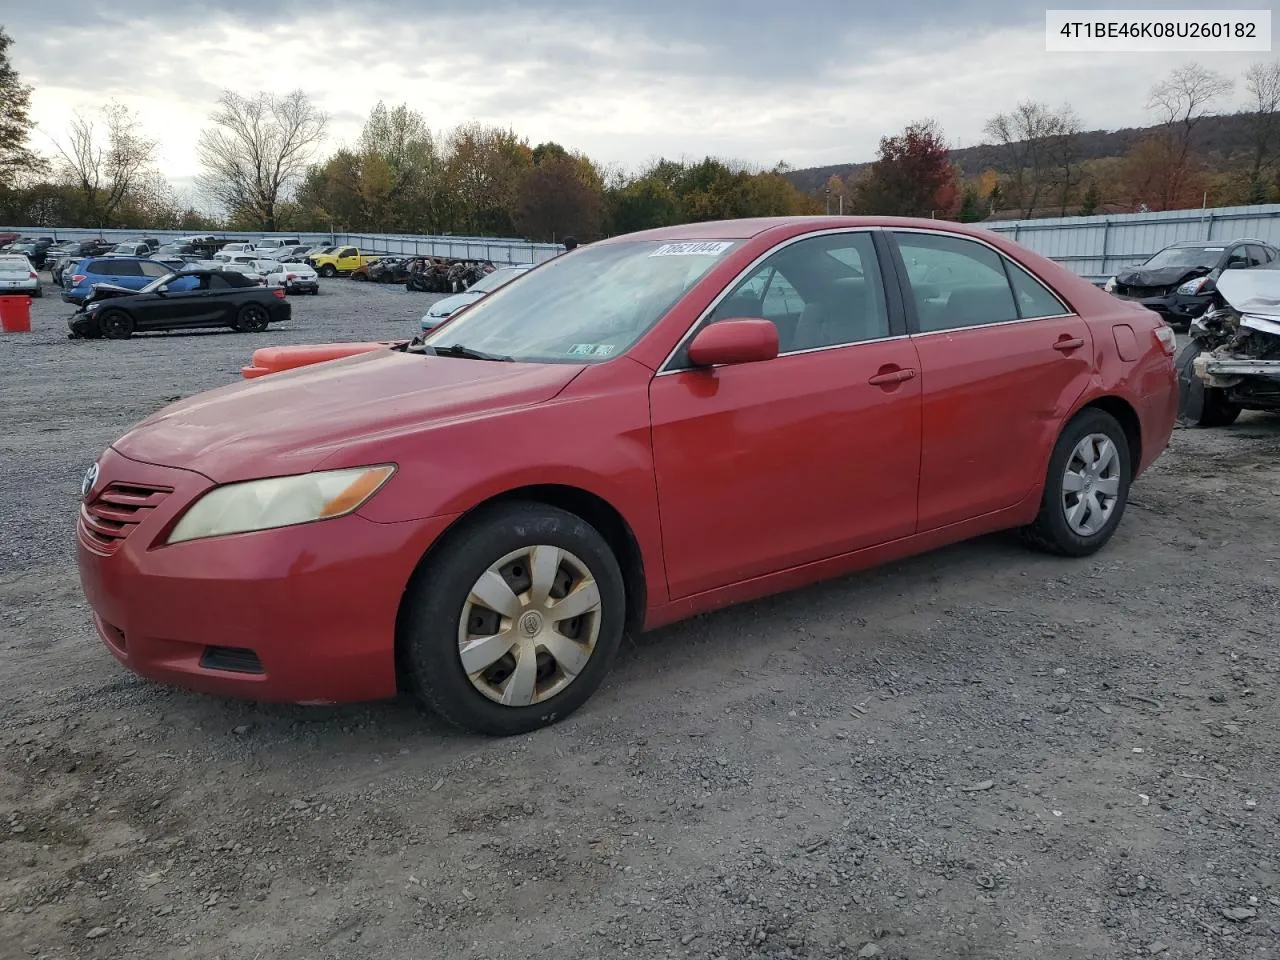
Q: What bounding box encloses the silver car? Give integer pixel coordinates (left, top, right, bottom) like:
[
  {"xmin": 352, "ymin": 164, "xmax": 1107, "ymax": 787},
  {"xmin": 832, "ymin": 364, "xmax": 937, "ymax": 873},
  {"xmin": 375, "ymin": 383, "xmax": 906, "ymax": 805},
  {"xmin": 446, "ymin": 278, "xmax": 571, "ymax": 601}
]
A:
[{"xmin": 0, "ymin": 254, "xmax": 41, "ymax": 297}]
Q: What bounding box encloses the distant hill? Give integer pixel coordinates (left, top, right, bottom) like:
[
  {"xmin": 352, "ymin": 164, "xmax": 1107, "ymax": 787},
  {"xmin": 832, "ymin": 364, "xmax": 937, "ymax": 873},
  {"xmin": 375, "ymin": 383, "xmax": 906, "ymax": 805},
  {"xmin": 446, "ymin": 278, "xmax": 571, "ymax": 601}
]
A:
[{"xmin": 784, "ymin": 113, "xmax": 1263, "ymax": 194}]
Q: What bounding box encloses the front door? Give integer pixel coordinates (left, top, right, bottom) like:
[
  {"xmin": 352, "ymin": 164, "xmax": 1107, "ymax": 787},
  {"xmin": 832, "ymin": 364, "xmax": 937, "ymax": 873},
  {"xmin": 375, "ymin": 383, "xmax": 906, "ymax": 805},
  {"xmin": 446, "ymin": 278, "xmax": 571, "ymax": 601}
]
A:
[{"xmin": 649, "ymin": 230, "xmax": 923, "ymax": 600}]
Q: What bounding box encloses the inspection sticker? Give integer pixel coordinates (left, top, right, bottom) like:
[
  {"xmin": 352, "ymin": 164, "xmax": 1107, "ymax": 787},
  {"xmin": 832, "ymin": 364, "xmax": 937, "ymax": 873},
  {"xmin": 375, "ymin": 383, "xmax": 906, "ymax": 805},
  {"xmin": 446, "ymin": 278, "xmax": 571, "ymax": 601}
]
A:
[
  {"xmin": 649, "ymin": 241, "xmax": 734, "ymax": 257},
  {"xmin": 567, "ymin": 343, "xmax": 616, "ymax": 357}
]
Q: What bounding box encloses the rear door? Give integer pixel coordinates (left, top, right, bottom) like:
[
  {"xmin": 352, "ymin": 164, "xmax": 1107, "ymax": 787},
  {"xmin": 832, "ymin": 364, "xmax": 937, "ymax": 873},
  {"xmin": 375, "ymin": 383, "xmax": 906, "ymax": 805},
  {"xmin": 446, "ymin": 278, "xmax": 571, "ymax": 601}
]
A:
[{"xmin": 887, "ymin": 230, "xmax": 1094, "ymax": 531}]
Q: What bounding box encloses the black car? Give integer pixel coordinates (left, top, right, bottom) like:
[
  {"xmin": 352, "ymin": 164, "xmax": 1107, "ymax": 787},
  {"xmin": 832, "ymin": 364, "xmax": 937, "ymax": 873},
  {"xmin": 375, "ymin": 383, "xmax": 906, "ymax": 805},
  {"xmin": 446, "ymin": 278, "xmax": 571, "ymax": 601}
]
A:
[
  {"xmin": 68, "ymin": 269, "xmax": 291, "ymax": 340},
  {"xmin": 367, "ymin": 256, "xmax": 413, "ymax": 283},
  {"xmin": 1106, "ymin": 238, "xmax": 1280, "ymax": 327},
  {"xmin": 9, "ymin": 237, "xmax": 55, "ymax": 268},
  {"xmin": 49, "ymin": 240, "xmax": 115, "ymax": 284}
]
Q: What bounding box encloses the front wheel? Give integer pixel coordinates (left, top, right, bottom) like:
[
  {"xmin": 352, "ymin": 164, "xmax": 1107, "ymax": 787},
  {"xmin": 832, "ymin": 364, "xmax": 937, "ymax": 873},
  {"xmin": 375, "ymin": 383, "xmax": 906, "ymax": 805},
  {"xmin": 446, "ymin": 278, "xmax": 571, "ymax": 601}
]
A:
[
  {"xmin": 98, "ymin": 309, "xmax": 135, "ymax": 340},
  {"xmin": 400, "ymin": 502, "xmax": 626, "ymax": 736},
  {"xmin": 233, "ymin": 304, "xmax": 270, "ymax": 333},
  {"xmin": 1022, "ymin": 408, "xmax": 1131, "ymax": 557},
  {"xmin": 1175, "ymin": 339, "xmax": 1241, "ymax": 427},
  {"xmin": 318, "ymin": 264, "xmax": 337, "ymax": 278}
]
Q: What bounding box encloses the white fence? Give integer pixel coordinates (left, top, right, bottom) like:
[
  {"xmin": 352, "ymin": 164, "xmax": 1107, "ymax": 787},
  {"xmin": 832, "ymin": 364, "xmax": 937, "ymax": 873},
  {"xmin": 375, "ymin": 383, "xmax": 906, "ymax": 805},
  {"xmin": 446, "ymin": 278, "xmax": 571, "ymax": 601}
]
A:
[
  {"xmin": 982, "ymin": 203, "xmax": 1280, "ymax": 282},
  {"xmin": 12, "ymin": 201, "xmax": 1280, "ymax": 278},
  {"xmin": 0, "ymin": 227, "xmax": 564, "ymax": 265}
]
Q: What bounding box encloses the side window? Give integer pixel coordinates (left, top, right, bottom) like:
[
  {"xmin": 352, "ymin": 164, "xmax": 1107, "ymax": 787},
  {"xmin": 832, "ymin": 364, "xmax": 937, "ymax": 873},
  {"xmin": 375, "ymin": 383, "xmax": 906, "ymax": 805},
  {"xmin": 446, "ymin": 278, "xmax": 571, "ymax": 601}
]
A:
[
  {"xmin": 893, "ymin": 232, "xmax": 1018, "ymax": 333},
  {"xmin": 109, "ymin": 260, "xmax": 143, "ymax": 277},
  {"xmin": 139, "ymin": 261, "xmax": 169, "ymax": 277},
  {"xmin": 340, "ymin": 247, "xmax": 356, "ymax": 257},
  {"xmin": 1004, "ymin": 260, "xmax": 1069, "ymax": 318},
  {"xmin": 86, "ymin": 261, "xmax": 109, "ymax": 275},
  {"xmin": 1224, "ymin": 247, "xmax": 1250, "ymax": 269},
  {"xmin": 699, "ymin": 232, "xmax": 889, "ymax": 357},
  {"xmin": 1246, "ymin": 245, "xmax": 1267, "ymax": 267}
]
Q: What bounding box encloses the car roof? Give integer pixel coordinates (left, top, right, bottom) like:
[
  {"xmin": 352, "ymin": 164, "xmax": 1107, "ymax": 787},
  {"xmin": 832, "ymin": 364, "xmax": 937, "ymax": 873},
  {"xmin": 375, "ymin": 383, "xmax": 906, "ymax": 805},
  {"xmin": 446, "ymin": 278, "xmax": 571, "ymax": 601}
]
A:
[{"xmin": 598, "ymin": 215, "xmax": 1038, "ymax": 244}]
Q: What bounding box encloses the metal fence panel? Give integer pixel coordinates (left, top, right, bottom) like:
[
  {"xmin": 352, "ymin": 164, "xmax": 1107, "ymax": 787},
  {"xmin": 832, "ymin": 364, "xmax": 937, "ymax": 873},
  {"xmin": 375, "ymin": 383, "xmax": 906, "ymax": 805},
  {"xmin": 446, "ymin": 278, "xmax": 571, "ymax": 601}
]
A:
[
  {"xmin": 13, "ymin": 202, "xmax": 1280, "ymax": 277},
  {"xmin": 0, "ymin": 226, "xmax": 564, "ymax": 265},
  {"xmin": 983, "ymin": 203, "xmax": 1280, "ymax": 281}
]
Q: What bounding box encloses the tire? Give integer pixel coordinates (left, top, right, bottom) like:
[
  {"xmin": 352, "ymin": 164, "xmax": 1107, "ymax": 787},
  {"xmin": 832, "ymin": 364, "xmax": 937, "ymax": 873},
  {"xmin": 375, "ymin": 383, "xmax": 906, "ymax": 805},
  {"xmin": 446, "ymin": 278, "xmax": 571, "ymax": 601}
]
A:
[
  {"xmin": 400, "ymin": 501, "xmax": 627, "ymax": 736},
  {"xmin": 1022, "ymin": 408, "xmax": 1132, "ymax": 558},
  {"xmin": 98, "ymin": 309, "xmax": 134, "ymax": 340},
  {"xmin": 1174, "ymin": 340, "xmax": 1241, "ymax": 427},
  {"xmin": 319, "ymin": 264, "xmax": 337, "ymax": 278},
  {"xmin": 233, "ymin": 303, "xmax": 270, "ymax": 333},
  {"xmin": 32, "ymin": 285, "xmax": 42, "ymax": 298}
]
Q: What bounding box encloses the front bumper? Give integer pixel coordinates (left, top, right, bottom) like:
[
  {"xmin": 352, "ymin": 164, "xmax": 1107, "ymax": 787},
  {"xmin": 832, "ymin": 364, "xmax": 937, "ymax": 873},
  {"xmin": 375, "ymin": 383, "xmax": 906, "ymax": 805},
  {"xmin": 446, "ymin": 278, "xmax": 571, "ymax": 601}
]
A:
[
  {"xmin": 68, "ymin": 311, "xmax": 98, "ymax": 336},
  {"xmin": 76, "ymin": 446, "xmax": 455, "ymax": 704},
  {"xmin": 1194, "ymin": 355, "xmax": 1280, "ymax": 387},
  {"xmin": 1114, "ymin": 292, "xmax": 1210, "ymax": 325}
]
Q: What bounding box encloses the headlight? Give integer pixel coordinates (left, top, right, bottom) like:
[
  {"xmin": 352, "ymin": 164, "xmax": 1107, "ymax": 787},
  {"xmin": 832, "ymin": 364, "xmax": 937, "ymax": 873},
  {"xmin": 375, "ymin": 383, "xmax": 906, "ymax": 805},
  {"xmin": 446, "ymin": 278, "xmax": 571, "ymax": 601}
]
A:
[
  {"xmin": 167, "ymin": 464, "xmax": 395, "ymax": 544},
  {"xmin": 1177, "ymin": 277, "xmax": 1211, "ymax": 296},
  {"xmin": 1103, "ymin": 276, "xmax": 1117, "ymax": 293}
]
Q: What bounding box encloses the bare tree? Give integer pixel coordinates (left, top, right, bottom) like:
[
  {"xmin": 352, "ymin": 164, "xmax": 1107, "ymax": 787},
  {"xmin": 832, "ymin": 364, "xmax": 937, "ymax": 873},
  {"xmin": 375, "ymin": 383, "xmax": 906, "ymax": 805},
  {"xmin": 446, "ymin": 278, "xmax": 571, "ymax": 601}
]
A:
[
  {"xmin": 1243, "ymin": 60, "xmax": 1280, "ymax": 202},
  {"xmin": 196, "ymin": 90, "xmax": 327, "ymax": 230},
  {"xmin": 1050, "ymin": 106, "xmax": 1082, "ymax": 216},
  {"xmin": 1145, "ymin": 63, "xmax": 1233, "ymax": 208},
  {"xmin": 983, "ymin": 101, "xmax": 1079, "ymax": 217},
  {"xmin": 50, "ymin": 101, "xmax": 158, "ymax": 228}
]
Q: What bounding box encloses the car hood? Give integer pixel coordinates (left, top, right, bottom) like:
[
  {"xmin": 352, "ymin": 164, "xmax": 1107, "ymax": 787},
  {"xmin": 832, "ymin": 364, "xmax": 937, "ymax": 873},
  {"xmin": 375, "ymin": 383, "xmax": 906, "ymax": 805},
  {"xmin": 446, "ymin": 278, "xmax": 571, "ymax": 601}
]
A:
[
  {"xmin": 111, "ymin": 347, "xmax": 586, "ymax": 482},
  {"xmin": 1116, "ymin": 265, "xmax": 1207, "ymax": 288},
  {"xmin": 81, "ymin": 283, "xmax": 142, "ymax": 306},
  {"xmin": 1216, "ymin": 268, "xmax": 1280, "ymax": 336},
  {"xmin": 426, "ymin": 291, "xmax": 483, "ymax": 318}
]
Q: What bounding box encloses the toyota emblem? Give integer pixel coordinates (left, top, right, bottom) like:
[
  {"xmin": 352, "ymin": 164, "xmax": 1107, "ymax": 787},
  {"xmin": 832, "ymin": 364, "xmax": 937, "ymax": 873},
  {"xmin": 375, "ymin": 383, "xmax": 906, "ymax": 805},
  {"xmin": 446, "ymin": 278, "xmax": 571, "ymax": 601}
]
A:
[{"xmin": 81, "ymin": 462, "xmax": 99, "ymax": 501}]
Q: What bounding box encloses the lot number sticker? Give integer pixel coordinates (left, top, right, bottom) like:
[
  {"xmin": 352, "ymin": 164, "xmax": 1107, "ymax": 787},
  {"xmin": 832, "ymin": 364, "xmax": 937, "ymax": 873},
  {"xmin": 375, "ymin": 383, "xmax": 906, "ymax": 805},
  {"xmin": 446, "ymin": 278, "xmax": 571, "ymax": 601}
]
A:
[{"xmin": 649, "ymin": 241, "xmax": 734, "ymax": 257}]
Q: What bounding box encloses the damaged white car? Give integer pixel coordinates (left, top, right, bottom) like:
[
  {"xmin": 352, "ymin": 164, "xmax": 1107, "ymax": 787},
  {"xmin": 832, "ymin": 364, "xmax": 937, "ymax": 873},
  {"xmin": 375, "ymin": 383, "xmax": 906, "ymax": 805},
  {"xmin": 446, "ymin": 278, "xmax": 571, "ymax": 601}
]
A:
[{"xmin": 1176, "ymin": 266, "xmax": 1280, "ymax": 426}]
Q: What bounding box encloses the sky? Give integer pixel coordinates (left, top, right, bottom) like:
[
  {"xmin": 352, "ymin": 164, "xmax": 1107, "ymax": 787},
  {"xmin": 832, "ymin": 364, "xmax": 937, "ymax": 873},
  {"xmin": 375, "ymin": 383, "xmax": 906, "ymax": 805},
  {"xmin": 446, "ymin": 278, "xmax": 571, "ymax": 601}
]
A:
[{"xmin": 6, "ymin": 0, "xmax": 1273, "ymax": 201}]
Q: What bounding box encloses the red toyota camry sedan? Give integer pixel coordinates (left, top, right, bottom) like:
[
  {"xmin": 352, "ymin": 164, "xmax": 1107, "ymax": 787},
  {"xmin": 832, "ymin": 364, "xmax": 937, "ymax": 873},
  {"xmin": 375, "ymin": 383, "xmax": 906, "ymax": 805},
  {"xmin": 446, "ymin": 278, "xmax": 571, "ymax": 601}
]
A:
[{"xmin": 76, "ymin": 217, "xmax": 1179, "ymax": 736}]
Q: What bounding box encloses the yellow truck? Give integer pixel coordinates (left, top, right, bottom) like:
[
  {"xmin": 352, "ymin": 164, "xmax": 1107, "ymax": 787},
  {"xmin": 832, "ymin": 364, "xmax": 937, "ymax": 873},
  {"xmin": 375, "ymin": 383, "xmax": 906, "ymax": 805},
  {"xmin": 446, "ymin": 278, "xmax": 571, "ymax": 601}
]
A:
[{"xmin": 307, "ymin": 246, "xmax": 382, "ymax": 277}]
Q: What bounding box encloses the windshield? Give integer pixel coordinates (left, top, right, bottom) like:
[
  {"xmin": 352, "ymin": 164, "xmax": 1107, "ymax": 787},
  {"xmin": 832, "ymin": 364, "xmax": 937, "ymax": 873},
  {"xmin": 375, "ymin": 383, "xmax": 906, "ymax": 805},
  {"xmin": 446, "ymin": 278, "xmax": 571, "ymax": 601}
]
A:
[
  {"xmin": 1144, "ymin": 245, "xmax": 1220, "ymax": 270},
  {"xmin": 468, "ymin": 266, "xmax": 528, "ymax": 293},
  {"xmin": 139, "ymin": 272, "xmax": 179, "ymax": 294},
  {"xmin": 421, "ymin": 240, "xmax": 738, "ymax": 363}
]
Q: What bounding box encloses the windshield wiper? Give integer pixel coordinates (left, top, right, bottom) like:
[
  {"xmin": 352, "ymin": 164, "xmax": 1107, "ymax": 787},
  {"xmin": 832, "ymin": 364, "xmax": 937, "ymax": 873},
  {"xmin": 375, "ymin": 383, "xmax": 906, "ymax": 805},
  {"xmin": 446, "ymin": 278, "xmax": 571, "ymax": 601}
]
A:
[{"xmin": 425, "ymin": 343, "xmax": 514, "ymax": 362}]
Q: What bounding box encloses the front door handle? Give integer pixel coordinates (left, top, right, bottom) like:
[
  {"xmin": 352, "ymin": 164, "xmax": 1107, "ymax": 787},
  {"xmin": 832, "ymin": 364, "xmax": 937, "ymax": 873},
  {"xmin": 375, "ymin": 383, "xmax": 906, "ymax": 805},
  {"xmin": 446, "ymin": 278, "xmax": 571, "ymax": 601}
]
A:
[
  {"xmin": 868, "ymin": 366, "xmax": 917, "ymax": 386},
  {"xmin": 1053, "ymin": 336, "xmax": 1085, "ymax": 352}
]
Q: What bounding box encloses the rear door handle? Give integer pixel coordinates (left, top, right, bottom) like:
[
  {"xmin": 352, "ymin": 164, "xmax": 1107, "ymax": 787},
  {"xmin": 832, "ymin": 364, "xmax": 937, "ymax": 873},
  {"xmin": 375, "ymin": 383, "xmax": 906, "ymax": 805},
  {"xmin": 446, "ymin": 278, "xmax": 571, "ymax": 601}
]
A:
[
  {"xmin": 1053, "ymin": 337, "xmax": 1085, "ymax": 351},
  {"xmin": 867, "ymin": 367, "xmax": 917, "ymax": 385}
]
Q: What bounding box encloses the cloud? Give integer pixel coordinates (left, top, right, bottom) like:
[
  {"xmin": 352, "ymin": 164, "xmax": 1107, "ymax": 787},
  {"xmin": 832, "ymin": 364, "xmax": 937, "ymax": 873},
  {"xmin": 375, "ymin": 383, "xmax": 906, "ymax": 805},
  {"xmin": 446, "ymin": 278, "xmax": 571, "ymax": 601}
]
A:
[{"xmin": 6, "ymin": 0, "xmax": 1263, "ymax": 185}]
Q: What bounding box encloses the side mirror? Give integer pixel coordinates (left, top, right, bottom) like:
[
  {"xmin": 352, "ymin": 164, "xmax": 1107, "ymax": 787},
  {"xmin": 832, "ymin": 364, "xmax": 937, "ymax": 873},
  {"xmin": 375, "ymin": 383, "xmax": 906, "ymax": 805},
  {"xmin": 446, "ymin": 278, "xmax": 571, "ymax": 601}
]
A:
[
  {"xmin": 687, "ymin": 318, "xmax": 779, "ymax": 368},
  {"xmin": 156, "ymin": 284, "xmax": 169, "ymax": 294}
]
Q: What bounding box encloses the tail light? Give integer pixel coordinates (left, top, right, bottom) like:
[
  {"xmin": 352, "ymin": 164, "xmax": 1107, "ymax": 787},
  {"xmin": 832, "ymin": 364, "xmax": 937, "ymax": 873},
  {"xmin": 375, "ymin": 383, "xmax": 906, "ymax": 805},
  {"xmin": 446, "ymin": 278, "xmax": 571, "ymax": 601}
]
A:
[
  {"xmin": 272, "ymin": 289, "xmax": 286, "ymax": 299},
  {"xmin": 28, "ymin": 271, "xmax": 38, "ymax": 279},
  {"xmin": 1153, "ymin": 324, "xmax": 1177, "ymax": 356},
  {"xmin": 286, "ymin": 273, "xmax": 296, "ymax": 280},
  {"xmin": 72, "ymin": 274, "xmax": 86, "ymax": 284}
]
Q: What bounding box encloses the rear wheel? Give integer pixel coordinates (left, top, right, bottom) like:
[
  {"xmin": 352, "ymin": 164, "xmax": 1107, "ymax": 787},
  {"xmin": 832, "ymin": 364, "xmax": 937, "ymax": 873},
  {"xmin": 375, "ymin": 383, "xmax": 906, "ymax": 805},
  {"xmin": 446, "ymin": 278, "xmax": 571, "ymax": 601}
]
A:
[
  {"xmin": 400, "ymin": 502, "xmax": 626, "ymax": 736},
  {"xmin": 234, "ymin": 304, "xmax": 270, "ymax": 333},
  {"xmin": 98, "ymin": 309, "xmax": 134, "ymax": 340},
  {"xmin": 1022, "ymin": 408, "xmax": 1131, "ymax": 557},
  {"xmin": 31, "ymin": 285, "xmax": 42, "ymax": 298}
]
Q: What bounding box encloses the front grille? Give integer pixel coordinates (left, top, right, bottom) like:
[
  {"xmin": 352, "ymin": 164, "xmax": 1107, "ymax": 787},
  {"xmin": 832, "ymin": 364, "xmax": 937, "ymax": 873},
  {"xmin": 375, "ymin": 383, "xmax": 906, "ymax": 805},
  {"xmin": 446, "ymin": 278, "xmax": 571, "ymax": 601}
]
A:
[
  {"xmin": 1117, "ymin": 284, "xmax": 1173, "ymax": 299},
  {"xmin": 200, "ymin": 646, "xmax": 265, "ymax": 674},
  {"xmin": 80, "ymin": 482, "xmax": 172, "ymax": 555}
]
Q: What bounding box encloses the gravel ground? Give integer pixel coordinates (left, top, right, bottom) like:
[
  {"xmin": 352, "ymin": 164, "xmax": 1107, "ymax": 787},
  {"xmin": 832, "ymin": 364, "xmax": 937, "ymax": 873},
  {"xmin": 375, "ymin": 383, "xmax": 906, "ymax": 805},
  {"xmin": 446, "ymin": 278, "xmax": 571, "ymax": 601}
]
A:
[{"xmin": 1, "ymin": 275, "xmax": 1278, "ymax": 960}]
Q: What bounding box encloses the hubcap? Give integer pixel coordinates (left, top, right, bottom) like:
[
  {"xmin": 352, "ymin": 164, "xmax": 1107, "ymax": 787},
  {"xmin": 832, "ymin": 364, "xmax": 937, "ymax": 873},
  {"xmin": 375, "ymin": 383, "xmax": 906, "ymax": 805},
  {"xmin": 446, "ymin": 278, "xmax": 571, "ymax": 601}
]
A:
[
  {"xmin": 1061, "ymin": 433, "xmax": 1121, "ymax": 536},
  {"xmin": 457, "ymin": 545, "xmax": 602, "ymax": 707}
]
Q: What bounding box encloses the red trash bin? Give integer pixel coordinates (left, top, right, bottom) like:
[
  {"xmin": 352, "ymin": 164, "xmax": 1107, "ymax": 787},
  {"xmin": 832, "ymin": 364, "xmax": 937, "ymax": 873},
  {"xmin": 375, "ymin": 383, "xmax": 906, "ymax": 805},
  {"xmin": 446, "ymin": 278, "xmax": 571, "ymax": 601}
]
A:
[{"xmin": 0, "ymin": 295, "xmax": 32, "ymax": 333}]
